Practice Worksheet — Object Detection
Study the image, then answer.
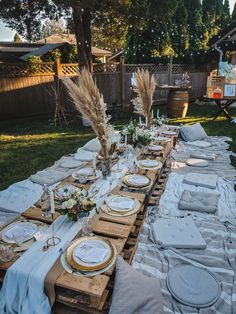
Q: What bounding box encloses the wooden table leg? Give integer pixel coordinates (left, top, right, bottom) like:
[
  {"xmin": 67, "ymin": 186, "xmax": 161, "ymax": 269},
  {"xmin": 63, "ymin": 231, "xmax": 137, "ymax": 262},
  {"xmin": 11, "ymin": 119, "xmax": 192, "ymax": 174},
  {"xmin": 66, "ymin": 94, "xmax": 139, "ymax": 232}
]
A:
[{"xmin": 213, "ymin": 100, "xmax": 233, "ymax": 121}]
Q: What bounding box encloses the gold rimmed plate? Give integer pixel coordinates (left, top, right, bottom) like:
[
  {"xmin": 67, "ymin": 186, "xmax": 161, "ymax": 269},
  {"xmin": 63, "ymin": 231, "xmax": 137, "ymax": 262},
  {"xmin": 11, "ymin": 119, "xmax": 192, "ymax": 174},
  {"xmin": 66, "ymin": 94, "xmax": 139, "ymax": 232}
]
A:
[
  {"xmin": 123, "ymin": 174, "xmax": 151, "ymax": 188},
  {"xmin": 66, "ymin": 236, "xmax": 114, "ymax": 271}
]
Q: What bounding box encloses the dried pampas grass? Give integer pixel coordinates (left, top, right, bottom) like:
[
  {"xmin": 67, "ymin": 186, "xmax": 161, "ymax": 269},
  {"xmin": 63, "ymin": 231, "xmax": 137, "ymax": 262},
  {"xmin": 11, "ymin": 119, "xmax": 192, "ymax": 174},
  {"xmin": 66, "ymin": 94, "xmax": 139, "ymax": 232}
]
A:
[
  {"xmin": 135, "ymin": 69, "xmax": 156, "ymax": 128},
  {"xmin": 63, "ymin": 69, "xmax": 112, "ymax": 159}
]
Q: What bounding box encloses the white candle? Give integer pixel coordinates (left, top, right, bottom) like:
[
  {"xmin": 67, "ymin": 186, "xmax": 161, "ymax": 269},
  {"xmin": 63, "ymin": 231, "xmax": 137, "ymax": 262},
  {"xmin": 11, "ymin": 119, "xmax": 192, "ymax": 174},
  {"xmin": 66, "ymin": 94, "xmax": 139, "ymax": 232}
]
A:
[
  {"xmin": 145, "ymin": 117, "xmax": 148, "ymax": 127},
  {"xmin": 125, "ymin": 134, "xmax": 127, "ymax": 146},
  {"xmin": 157, "ymin": 109, "xmax": 159, "ymax": 117},
  {"xmin": 139, "ymin": 116, "xmax": 142, "ymax": 126},
  {"xmin": 50, "ymin": 191, "xmax": 55, "ymax": 214}
]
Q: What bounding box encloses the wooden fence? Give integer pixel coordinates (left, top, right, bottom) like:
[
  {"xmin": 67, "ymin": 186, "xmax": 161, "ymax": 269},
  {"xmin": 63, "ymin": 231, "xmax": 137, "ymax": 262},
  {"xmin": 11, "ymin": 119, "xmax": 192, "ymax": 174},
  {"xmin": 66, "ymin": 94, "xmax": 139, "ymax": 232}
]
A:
[{"xmin": 0, "ymin": 59, "xmax": 209, "ymax": 120}]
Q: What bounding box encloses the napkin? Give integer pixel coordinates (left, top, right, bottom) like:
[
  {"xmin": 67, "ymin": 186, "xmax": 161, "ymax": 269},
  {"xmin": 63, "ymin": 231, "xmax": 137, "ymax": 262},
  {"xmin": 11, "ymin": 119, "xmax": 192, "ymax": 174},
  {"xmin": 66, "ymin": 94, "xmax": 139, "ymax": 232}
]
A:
[
  {"xmin": 77, "ymin": 168, "xmax": 94, "ymax": 176},
  {"xmin": 74, "ymin": 243, "xmax": 109, "ymax": 263},
  {"xmin": 109, "ymin": 198, "xmax": 134, "ymax": 210},
  {"xmin": 128, "ymin": 176, "xmax": 149, "ymax": 185},
  {"xmin": 5, "ymin": 225, "xmax": 36, "ymax": 241}
]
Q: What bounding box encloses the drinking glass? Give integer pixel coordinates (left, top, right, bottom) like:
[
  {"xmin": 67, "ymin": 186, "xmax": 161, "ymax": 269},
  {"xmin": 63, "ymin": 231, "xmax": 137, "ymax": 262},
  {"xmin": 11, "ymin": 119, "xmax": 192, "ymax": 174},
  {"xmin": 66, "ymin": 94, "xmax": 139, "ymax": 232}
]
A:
[{"xmin": 81, "ymin": 217, "xmax": 93, "ymax": 237}]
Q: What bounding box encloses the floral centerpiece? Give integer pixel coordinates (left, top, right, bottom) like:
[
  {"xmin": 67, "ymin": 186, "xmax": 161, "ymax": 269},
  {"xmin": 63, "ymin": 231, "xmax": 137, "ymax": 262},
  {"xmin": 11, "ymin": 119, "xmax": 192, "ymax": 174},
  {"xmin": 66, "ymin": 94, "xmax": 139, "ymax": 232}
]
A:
[
  {"xmin": 59, "ymin": 188, "xmax": 96, "ymax": 221},
  {"xmin": 63, "ymin": 69, "xmax": 115, "ymax": 177},
  {"xmin": 152, "ymin": 110, "xmax": 169, "ymax": 126},
  {"xmin": 121, "ymin": 120, "xmax": 153, "ymax": 147}
]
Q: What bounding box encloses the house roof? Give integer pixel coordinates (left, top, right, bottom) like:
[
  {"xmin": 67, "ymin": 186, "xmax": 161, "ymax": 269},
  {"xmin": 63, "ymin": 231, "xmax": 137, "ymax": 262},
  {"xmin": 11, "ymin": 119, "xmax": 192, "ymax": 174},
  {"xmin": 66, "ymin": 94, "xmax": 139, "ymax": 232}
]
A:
[
  {"xmin": 19, "ymin": 43, "xmax": 64, "ymax": 60},
  {"xmin": 107, "ymin": 49, "xmax": 124, "ymax": 61},
  {"xmin": 36, "ymin": 33, "xmax": 112, "ymax": 56},
  {"xmin": 209, "ymin": 21, "xmax": 236, "ymax": 50}
]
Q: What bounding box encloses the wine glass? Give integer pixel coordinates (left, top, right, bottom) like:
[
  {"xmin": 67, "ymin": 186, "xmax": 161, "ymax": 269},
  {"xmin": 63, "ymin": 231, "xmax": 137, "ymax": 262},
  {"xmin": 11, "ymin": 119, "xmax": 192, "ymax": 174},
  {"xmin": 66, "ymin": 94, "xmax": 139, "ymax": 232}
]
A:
[{"xmin": 81, "ymin": 217, "xmax": 93, "ymax": 237}]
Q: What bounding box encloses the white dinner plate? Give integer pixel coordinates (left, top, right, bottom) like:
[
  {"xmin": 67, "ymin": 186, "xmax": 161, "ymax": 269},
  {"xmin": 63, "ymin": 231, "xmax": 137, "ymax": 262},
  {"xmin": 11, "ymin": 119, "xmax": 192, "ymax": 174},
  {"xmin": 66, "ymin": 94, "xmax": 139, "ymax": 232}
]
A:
[
  {"xmin": 156, "ymin": 136, "xmax": 171, "ymax": 142},
  {"xmin": 124, "ymin": 174, "xmax": 150, "ymax": 187},
  {"xmin": 72, "ymin": 168, "xmax": 102, "ymax": 180},
  {"xmin": 106, "ymin": 195, "xmax": 136, "ymax": 212},
  {"xmin": 1, "ymin": 221, "xmax": 38, "ymax": 244},
  {"xmin": 148, "ymin": 145, "xmax": 164, "ymax": 151},
  {"xmin": 162, "ymin": 130, "xmax": 176, "ymax": 136},
  {"xmin": 139, "ymin": 159, "xmax": 160, "ymax": 168}
]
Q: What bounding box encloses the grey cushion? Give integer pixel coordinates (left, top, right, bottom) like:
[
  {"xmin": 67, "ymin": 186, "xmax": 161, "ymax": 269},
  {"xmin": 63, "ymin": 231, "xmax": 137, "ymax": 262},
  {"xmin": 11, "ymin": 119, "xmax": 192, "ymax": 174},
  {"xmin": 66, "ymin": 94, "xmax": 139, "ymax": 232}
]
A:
[
  {"xmin": 183, "ymin": 173, "xmax": 218, "ymax": 189},
  {"xmin": 167, "ymin": 265, "xmax": 221, "ymax": 308},
  {"xmin": 180, "ymin": 123, "xmax": 207, "ymax": 142},
  {"xmin": 109, "ymin": 256, "xmax": 164, "ymax": 314},
  {"xmin": 179, "ymin": 190, "xmax": 219, "ymax": 213}
]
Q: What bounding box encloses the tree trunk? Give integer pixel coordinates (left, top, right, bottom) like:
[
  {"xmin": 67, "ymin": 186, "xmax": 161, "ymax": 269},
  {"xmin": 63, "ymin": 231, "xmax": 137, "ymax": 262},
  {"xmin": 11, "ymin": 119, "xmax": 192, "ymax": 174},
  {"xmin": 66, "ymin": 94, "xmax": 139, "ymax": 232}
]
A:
[
  {"xmin": 72, "ymin": 6, "xmax": 89, "ymax": 70},
  {"xmin": 83, "ymin": 8, "xmax": 93, "ymax": 73},
  {"xmin": 72, "ymin": 6, "xmax": 93, "ymax": 73}
]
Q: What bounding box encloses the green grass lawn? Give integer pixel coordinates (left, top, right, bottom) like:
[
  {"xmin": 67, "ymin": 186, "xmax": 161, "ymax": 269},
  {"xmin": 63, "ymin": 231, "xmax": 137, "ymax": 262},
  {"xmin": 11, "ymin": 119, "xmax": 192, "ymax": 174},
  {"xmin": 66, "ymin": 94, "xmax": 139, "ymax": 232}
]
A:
[{"xmin": 0, "ymin": 103, "xmax": 235, "ymax": 191}]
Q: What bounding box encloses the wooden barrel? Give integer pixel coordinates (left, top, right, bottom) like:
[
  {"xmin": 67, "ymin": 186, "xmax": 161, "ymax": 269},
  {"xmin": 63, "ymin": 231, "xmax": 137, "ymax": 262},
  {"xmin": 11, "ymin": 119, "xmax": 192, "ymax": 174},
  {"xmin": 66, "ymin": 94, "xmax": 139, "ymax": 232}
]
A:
[{"xmin": 168, "ymin": 90, "xmax": 189, "ymax": 118}]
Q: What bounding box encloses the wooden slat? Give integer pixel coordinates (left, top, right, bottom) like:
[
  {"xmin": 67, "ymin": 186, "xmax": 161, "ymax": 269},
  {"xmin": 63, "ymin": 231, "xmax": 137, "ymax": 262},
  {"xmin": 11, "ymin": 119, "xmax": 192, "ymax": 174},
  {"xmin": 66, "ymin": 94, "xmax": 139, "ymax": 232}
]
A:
[
  {"xmin": 98, "ymin": 211, "xmax": 137, "ymax": 226},
  {"xmin": 56, "ymin": 272, "xmax": 109, "ymax": 297},
  {"xmin": 92, "ymin": 220, "xmax": 131, "ymax": 239},
  {"xmin": 22, "ymin": 207, "xmax": 60, "ymax": 223}
]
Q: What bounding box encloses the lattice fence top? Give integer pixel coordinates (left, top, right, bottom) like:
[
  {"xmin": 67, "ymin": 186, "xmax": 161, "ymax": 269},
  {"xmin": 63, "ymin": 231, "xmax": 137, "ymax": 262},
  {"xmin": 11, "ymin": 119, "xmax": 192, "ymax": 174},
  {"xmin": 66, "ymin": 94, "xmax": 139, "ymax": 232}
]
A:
[
  {"xmin": 125, "ymin": 64, "xmax": 169, "ymax": 74},
  {"xmin": 0, "ymin": 62, "xmax": 54, "ymax": 77},
  {"xmin": 93, "ymin": 63, "xmax": 120, "ymax": 73},
  {"xmin": 61, "ymin": 63, "xmax": 79, "ymax": 76}
]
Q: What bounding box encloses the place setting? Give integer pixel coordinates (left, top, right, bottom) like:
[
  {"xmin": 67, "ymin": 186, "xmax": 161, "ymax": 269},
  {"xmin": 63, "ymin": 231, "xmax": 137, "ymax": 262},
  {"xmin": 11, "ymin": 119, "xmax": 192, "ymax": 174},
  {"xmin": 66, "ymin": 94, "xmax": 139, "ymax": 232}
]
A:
[
  {"xmin": 72, "ymin": 167, "xmax": 102, "ymax": 184},
  {"xmin": 122, "ymin": 173, "xmax": 152, "ymax": 191},
  {"xmin": 137, "ymin": 159, "xmax": 163, "ymax": 171},
  {"xmin": 61, "ymin": 236, "xmax": 117, "ymax": 277},
  {"xmin": 101, "ymin": 194, "xmax": 141, "ymax": 217}
]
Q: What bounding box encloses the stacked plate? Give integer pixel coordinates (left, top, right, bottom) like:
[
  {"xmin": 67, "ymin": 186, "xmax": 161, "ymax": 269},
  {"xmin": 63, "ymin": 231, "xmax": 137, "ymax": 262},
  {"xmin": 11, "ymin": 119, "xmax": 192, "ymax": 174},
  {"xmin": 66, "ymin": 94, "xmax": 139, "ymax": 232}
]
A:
[
  {"xmin": 72, "ymin": 168, "xmax": 102, "ymax": 181},
  {"xmin": 148, "ymin": 145, "xmax": 163, "ymax": 152},
  {"xmin": 123, "ymin": 174, "xmax": 151, "ymax": 189},
  {"xmin": 101, "ymin": 195, "xmax": 140, "ymax": 217},
  {"xmin": 161, "ymin": 130, "xmax": 177, "ymax": 136},
  {"xmin": 156, "ymin": 136, "xmax": 171, "ymax": 142},
  {"xmin": 62, "ymin": 237, "xmax": 117, "ymax": 276},
  {"xmin": 138, "ymin": 159, "xmax": 162, "ymax": 170}
]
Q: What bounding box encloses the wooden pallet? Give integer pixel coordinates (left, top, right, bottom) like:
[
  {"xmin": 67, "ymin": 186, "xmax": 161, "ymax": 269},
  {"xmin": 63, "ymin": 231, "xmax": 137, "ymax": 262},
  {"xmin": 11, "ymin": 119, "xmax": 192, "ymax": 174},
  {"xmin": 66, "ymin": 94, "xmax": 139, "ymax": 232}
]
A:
[{"xmin": 53, "ymin": 159, "xmax": 171, "ymax": 314}]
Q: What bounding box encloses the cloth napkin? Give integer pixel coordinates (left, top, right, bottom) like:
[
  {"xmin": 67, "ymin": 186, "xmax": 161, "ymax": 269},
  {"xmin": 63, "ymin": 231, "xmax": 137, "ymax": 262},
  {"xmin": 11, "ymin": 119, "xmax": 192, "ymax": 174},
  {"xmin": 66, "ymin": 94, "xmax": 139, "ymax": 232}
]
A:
[
  {"xmin": 4, "ymin": 224, "xmax": 37, "ymax": 241},
  {"xmin": 74, "ymin": 243, "xmax": 108, "ymax": 263},
  {"xmin": 109, "ymin": 198, "xmax": 134, "ymax": 210},
  {"xmin": 74, "ymin": 149, "xmax": 97, "ymax": 161},
  {"xmin": 30, "ymin": 169, "xmax": 69, "ymax": 186},
  {"xmin": 128, "ymin": 176, "xmax": 149, "ymax": 185},
  {"xmin": 178, "ymin": 190, "xmax": 219, "ymax": 214}
]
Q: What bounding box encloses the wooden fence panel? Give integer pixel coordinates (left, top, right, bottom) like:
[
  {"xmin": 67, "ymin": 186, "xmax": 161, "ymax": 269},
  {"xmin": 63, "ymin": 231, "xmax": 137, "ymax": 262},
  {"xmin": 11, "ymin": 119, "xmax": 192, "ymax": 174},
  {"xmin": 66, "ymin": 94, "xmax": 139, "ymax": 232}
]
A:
[{"xmin": 0, "ymin": 62, "xmax": 208, "ymax": 120}]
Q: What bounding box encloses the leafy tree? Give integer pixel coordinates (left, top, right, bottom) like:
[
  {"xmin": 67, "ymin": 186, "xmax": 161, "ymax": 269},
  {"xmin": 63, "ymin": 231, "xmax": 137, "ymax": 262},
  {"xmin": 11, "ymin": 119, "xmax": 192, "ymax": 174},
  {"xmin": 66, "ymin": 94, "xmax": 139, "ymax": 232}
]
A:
[
  {"xmin": 0, "ymin": 0, "xmax": 57, "ymax": 41},
  {"xmin": 221, "ymin": 0, "xmax": 230, "ymax": 26},
  {"xmin": 13, "ymin": 32, "xmax": 22, "ymax": 42}
]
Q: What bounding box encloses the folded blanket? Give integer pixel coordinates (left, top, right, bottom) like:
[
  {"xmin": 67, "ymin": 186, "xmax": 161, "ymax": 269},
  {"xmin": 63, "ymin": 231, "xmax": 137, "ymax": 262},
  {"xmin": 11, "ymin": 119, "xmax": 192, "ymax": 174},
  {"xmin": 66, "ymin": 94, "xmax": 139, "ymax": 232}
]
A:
[
  {"xmin": 30, "ymin": 169, "xmax": 69, "ymax": 186},
  {"xmin": 180, "ymin": 123, "xmax": 207, "ymax": 142},
  {"xmin": 183, "ymin": 173, "xmax": 218, "ymax": 189},
  {"xmin": 83, "ymin": 138, "xmax": 101, "ymax": 152},
  {"xmin": 74, "ymin": 149, "xmax": 97, "ymax": 161},
  {"xmin": 190, "ymin": 152, "xmax": 217, "ymax": 161},
  {"xmin": 178, "ymin": 190, "xmax": 219, "ymax": 213}
]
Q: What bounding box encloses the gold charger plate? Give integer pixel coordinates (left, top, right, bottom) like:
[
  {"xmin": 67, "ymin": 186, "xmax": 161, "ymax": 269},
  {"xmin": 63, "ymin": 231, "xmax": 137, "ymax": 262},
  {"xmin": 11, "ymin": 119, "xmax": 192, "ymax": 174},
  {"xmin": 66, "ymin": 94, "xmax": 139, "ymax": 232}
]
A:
[
  {"xmin": 66, "ymin": 236, "xmax": 114, "ymax": 271},
  {"xmin": 123, "ymin": 174, "xmax": 151, "ymax": 188},
  {"xmin": 101, "ymin": 198, "xmax": 141, "ymax": 217}
]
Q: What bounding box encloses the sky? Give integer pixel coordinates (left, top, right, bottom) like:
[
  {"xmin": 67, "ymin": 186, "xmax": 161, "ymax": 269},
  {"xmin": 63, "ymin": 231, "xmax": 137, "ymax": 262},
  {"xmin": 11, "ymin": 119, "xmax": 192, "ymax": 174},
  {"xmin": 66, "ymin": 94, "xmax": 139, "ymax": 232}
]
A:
[{"xmin": 0, "ymin": 0, "xmax": 236, "ymax": 41}]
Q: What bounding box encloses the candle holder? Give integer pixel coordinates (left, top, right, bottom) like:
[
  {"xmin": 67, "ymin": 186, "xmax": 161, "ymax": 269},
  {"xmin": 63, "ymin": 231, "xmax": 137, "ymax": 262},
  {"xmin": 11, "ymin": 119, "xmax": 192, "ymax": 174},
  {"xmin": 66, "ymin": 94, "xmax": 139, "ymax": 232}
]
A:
[{"xmin": 46, "ymin": 214, "xmax": 61, "ymax": 247}]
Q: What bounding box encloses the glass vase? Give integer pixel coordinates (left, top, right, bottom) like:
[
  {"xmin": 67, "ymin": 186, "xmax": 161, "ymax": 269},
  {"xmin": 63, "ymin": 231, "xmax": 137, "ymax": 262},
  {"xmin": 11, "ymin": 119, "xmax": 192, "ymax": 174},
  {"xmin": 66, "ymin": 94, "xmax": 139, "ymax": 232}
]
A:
[{"xmin": 101, "ymin": 158, "xmax": 111, "ymax": 178}]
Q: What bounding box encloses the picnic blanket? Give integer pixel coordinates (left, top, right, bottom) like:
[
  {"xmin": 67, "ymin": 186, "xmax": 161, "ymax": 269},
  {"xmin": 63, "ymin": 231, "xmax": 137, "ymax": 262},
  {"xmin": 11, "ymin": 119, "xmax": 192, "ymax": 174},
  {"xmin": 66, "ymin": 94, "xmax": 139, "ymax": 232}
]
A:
[
  {"xmin": 171, "ymin": 136, "xmax": 236, "ymax": 181},
  {"xmin": 133, "ymin": 216, "xmax": 236, "ymax": 314},
  {"xmin": 159, "ymin": 173, "xmax": 236, "ymax": 218}
]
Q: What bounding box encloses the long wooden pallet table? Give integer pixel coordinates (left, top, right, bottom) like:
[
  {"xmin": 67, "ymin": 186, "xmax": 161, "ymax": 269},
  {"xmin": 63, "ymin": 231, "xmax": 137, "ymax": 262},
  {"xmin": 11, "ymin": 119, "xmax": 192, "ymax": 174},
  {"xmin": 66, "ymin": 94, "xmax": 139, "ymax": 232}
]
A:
[{"xmin": 0, "ymin": 127, "xmax": 178, "ymax": 314}]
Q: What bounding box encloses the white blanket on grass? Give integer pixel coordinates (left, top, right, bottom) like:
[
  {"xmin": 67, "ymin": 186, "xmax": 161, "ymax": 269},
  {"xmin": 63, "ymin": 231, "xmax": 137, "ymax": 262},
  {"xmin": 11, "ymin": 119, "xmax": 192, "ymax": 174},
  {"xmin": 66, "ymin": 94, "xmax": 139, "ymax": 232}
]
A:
[{"xmin": 159, "ymin": 173, "xmax": 236, "ymax": 218}]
